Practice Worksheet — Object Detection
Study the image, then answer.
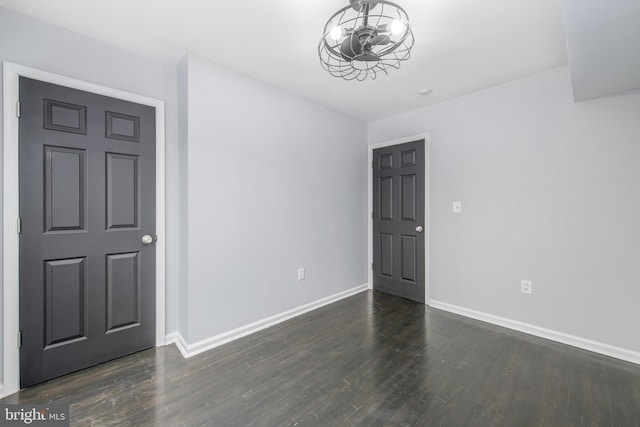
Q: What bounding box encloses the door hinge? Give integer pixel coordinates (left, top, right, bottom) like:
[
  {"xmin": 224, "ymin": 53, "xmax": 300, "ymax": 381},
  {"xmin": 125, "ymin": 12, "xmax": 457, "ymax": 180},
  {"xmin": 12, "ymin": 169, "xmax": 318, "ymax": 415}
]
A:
[
  {"xmin": 16, "ymin": 217, "xmax": 22, "ymax": 234},
  {"xmin": 17, "ymin": 331, "xmax": 22, "ymax": 349},
  {"xmin": 16, "ymin": 101, "xmax": 21, "ymax": 118},
  {"xmin": 371, "ymin": 212, "xmax": 374, "ymax": 220},
  {"xmin": 371, "ymin": 263, "xmax": 375, "ymax": 270}
]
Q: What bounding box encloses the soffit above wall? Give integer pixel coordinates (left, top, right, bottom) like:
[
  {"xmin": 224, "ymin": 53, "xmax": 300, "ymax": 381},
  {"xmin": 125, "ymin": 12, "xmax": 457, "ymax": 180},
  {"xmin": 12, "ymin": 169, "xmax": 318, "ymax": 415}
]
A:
[{"xmin": 562, "ymin": 0, "xmax": 640, "ymax": 101}]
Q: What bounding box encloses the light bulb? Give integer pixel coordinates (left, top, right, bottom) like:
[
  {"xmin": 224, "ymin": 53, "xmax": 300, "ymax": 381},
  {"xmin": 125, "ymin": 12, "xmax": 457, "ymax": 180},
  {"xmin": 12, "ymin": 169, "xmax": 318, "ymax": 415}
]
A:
[
  {"xmin": 329, "ymin": 26, "xmax": 342, "ymax": 41},
  {"xmin": 390, "ymin": 20, "xmax": 405, "ymax": 36}
]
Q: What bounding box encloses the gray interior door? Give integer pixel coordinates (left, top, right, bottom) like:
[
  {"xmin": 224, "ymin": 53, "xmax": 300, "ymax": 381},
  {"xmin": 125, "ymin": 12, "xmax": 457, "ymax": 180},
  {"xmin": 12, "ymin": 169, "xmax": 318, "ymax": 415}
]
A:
[
  {"xmin": 19, "ymin": 77, "xmax": 156, "ymax": 388},
  {"xmin": 373, "ymin": 140, "xmax": 425, "ymax": 303}
]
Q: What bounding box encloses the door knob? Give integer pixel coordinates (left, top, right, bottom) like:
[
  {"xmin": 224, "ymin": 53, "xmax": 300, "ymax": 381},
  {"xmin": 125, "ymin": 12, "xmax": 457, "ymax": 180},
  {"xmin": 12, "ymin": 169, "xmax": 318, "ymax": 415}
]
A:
[
  {"xmin": 141, "ymin": 235, "xmax": 154, "ymax": 245},
  {"xmin": 415, "ymin": 226, "xmax": 423, "ymax": 233}
]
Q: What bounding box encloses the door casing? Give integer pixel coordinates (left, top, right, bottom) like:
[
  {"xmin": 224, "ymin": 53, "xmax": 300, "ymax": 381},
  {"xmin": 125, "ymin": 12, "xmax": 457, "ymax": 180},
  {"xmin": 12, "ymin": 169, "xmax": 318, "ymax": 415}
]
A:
[
  {"xmin": 2, "ymin": 62, "xmax": 166, "ymax": 397},
  {"xmin": 368, "ymin": 134, "xmax": 430, "ymax": 304}
]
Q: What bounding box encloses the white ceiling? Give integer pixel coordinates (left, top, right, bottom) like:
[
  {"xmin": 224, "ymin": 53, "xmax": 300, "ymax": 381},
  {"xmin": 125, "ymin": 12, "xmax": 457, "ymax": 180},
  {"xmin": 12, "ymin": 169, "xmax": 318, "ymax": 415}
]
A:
[{"xmin": 0, "ymin": 0, "xmax": 569, "ymax": 121}]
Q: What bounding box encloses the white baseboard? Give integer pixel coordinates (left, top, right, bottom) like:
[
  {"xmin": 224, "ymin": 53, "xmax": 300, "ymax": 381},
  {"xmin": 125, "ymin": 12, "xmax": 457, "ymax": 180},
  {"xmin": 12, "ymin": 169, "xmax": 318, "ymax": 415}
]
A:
[
  {"xmin": 164, "ymin": 332, "xmax": 190, "ymax": 359},
  {"xmin": 430, "ymin": 300, "xmax": 640, "ymax": 365},
  {"xmin": 165, "ymin": 284, "xmax": 369, "ymax": 359}
]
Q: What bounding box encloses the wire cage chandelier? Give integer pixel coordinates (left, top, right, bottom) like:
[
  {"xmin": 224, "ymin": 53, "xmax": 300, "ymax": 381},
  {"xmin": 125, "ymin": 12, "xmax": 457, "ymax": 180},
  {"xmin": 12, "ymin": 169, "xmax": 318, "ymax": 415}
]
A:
[{"xmin": 319, "ymin": 0, "xmax": 414, "ymax": 81}]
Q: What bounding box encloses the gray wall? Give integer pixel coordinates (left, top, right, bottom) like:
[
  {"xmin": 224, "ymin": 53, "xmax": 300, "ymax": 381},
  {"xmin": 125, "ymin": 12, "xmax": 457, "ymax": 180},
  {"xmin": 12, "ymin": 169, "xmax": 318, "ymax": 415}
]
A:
[
  {"xmin": 368, "ymin": 66, "xmax": 640, "ymax": 353},
  {"xmin": 0, "ymin": 7, "xmax": 181, "ymax": 384},
  {"xmin": 176, "ymin": 57, "xmax": 190, "ymax": 340},
  {"xmin": 179, "ymin": 54, "xmax": 368, "ymax": 343}
]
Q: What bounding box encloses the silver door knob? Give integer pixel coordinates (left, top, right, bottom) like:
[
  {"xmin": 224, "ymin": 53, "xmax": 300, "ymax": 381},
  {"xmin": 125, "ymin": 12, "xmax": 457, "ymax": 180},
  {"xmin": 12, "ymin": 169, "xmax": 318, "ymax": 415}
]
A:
[
  {"xmin": 141, "ymin": 235, "xmax": 154, "ymax": 245},
  {"xmin": 415, "ymin": 226, "xmax": 424, "ymax": 233}
]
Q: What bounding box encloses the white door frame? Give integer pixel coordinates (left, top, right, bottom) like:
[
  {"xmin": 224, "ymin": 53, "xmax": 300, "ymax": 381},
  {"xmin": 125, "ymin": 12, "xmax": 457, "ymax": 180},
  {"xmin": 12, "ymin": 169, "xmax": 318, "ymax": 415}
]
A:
[
  {"xmin": 367, "ymin": 133, "xmax": 430, "ymax": 304},
  {"xmin": 2, "ymin": 62, "xmax": 166, "ymax": 397}
]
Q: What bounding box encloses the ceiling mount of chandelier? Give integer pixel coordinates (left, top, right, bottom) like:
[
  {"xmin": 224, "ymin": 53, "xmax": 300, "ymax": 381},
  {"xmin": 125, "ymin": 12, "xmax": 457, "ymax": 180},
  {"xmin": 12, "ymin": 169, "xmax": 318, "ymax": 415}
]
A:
[{"xmin": 318, "ymin": 0, "xmax": 415, "ymax": 81}]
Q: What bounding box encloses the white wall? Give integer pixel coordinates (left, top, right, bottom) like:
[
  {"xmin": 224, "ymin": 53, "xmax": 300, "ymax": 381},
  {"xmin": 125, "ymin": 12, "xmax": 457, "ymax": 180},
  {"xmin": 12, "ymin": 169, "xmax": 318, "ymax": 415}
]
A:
[
  {"xmin": 180, "ymin": 54, "xmax": 368, "ymax": 343},
  {"xmin": 0, "ymin": 7, "xmax": 181, "ymax": 386},
  {"xmin": 369, "ymin": 66, "xmax": 640, "ymax": 354}
]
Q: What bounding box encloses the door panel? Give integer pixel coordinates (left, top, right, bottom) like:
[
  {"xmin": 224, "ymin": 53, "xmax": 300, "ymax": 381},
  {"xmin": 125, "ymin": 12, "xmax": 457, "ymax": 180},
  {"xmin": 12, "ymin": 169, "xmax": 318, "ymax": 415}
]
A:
[
  {"xmin": 19, "ymin": 77, "xmax": 156, "ymax": 388},
  {"xmin": 44, "ymin": 146, "xmax": 87, "ymax": 232},
  {"xmin": 401, "ymin": 235, "xmax": 417, "ymax": 282},
  {"xmin": 44, "ymin": 258, "xmax": 88, "ymax": 348},
  {"xmin": 106, "ymin": 111, "xmax": 140, "ymax": 142},
  {"xmin": 373, "ymin": 140, "xmax": 425, "ymax": 303},
  {"xmin": 44, "ymin": 99, "xmax": 87, "ymax": 134},
  {"xmin": 106, "ymin": 153, "xmax": 140, "ymax": 230},
  {"xmin": 106, "ymin": 252, "xmax": 141, "ymax": 332},
  {"xmin": 401, "ymin": 175, "xmax": 416, "ymax": 220},
  {"xmin": 379, "ymin": 176, "xmax": 394, "ymax": 220},
  {"xmin": 379, "ymin": 233, "xmax": 394, "ymax": 277}
]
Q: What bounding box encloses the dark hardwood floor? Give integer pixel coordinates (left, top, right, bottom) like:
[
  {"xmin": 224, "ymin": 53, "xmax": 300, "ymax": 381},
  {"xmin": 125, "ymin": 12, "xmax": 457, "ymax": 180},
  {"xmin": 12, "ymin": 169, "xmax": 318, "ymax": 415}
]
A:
[{"xmin": 3, "ymin": 290, "xmax": 640, "ymax": 426}]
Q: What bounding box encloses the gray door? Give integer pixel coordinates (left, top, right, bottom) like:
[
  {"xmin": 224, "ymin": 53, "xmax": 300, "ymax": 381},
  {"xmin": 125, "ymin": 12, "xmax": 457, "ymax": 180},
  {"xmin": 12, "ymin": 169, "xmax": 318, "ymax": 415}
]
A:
[
  {"xmin": 19, "ymin": 78, "xmax": 156, "ymax": 387},
  {"xmin": 373, "ymin": 140, "xmax": 425, "ymax": 303}
]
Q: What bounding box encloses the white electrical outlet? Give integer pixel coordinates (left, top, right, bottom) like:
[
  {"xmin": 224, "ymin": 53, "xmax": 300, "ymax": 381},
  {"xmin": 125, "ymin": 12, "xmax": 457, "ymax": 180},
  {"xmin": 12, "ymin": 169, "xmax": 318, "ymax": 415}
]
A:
[
  {"xmin": 453, "ymin": 201, "xmax": 462, "ymax": 214},
  {"xmin": 297, "ymin": 268, "xmax": 305, "ymax": 281},
  {"xmin": 521, "ymin": 280, "xmax": 532, "ymax": 295}
]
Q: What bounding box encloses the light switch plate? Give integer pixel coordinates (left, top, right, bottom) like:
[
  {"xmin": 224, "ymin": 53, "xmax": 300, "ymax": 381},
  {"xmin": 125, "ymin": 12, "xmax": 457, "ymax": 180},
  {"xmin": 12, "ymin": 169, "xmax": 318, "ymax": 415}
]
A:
[{"xmin": 453, "ymin": 201, "xmax": 462, "ymax": 214}]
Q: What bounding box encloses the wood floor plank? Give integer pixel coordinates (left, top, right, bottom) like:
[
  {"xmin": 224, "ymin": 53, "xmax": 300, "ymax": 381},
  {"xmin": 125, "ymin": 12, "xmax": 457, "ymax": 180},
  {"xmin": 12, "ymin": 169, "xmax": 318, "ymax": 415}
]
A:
[{"xmin": 3, "ymin": 290, "xmax": 640, "ymax": 426}]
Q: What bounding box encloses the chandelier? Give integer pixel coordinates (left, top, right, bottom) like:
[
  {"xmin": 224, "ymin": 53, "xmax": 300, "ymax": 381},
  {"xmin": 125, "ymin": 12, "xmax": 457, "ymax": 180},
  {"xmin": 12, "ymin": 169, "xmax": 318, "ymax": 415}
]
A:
[{"xmin": 318, "ymin": 0, "xmax": 414, "ymax": 81}]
